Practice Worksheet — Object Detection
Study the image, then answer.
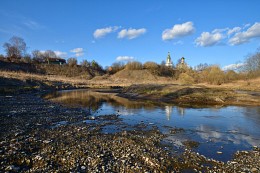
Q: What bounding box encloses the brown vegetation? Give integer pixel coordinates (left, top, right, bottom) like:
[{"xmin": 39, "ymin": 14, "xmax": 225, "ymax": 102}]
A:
[
  {"xmin": 1, "ymin": 36, "xmax": 260, "ymax": 90},
  {"xmin": 125, "ymin": 61, "xmax": 143, "ymax": 70},
  {"xmin": 119, "ymin": 84, "xmax": 260, "ymax": 106}
]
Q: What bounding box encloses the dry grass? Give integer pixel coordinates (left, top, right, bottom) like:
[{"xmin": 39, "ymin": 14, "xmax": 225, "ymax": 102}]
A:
[
  {"xmin": 0, "ymin": 70, "xmax": 90, "ymax": 87},
  {"xmin": 98, "ymin": 69, "xmax": 179, "ymax": 86},
  {"xmin": 1, "ymin": 69, "xmax": 260, "ymax": 91},
  {"xmin": 202, "ymin": 77, "xmax": 260, "ymax": 91}
]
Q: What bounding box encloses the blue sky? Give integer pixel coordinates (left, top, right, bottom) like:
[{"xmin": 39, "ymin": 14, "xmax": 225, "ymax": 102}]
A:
[{"xmin": 0, "ymin": 0, "xmax": 260, "ymax": 69}]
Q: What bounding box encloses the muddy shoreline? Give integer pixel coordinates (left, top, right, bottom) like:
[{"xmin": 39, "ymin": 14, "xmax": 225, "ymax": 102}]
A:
[
  {"xmin": 0, "ymin": 90, "xmax": 260, "ymax": 172},
  {"xmin": 117, "ymin": 84, "xmax": 260, "ymax": 107}
]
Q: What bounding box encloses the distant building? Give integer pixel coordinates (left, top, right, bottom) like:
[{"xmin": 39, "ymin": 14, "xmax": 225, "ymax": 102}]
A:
[
  {"xmin": 177, "ymin": 57, "xmax": 188, "ymax": 69},
  {"xmin": 165, "ymin": 52, "xmax": 173, "ymax": 67},
  {"xmin": 46, "ymin": 57, "xmax": 66, "ymax": 65},
  {"xmin": 181, "ymin": 57, "xmax": 185, "ymax": 64}
]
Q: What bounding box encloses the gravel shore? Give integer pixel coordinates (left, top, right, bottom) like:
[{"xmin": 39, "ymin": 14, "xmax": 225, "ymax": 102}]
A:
[{"xmin": 0, "ymin": 91, "xmax": 259, "ymax": 172}]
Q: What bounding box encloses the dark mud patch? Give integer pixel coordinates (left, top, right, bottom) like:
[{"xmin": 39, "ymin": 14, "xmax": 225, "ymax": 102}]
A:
[
  {"xmin": 182, "ymin": 140, "xmax": 200, "ymax": 149},
  {"xmin": 169, "ymin": 127, "xmax": 185, "ymax": 134}
]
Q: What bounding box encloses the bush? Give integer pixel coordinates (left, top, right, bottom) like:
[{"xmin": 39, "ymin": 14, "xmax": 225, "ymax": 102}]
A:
[
  {"xmin": 109, "ymin": 62, "xmax": 125, "ymax": 74},
  {"xmin": 125, "ymin": 61, "xmax": 143, "ymax": 70},
  {"xmin": 225, "ymin": 70, "xmax": 238, "ymax": 82},
  {"xmin": 0, "ymin": 54, "xmax": 5, "ymax": 61},
  {"xmin": 22, "ymin": 54, "xmax": 32, "ymax": 63},
  {"xmin": 91, "ymin": 60, "xmax": 103, "ymax": 71},
  {"xmin": 207, "ymin": 66, "xmax": 225, "ymax": 85},
  {"xmin": 157, "ymin": 65, "xmax": 176, "ymax": 77},
  {"xmin": 81, "ymin": 60, "xmax": 90, "ymax": 67},
  {"xmin": 184, "ymin": 68, "xmax": 199, "ymax": 83},
  {"xmin": 179, "ymin": 73, "xmax": 195, "ymax": 84},
  {"xmin": 67, "ymin": 58, "xmax": 77, "ymax": 67},
  {"xmin": 143, "ymin": 61, "xmax": 159, "ymax": 69},
  {"xmin": 143, "ymin": 61, "xmax": 161, "ymax": 75}
]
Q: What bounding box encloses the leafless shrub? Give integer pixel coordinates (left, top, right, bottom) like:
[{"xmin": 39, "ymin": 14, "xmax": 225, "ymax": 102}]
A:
[
  {"xmin": 67, "ymin": 58, "xmax": 77, "ymax": 67},
  {"xmin": 143, "ymin": 61, "xmax": 159, "ymax": 69},
  {"xmin": 125, "ymin": 61, "xmax": 143, "ymax": 70},
  {"xmin": 206, "ymin": 65, "xmax": 225, "ymax": 85},
  {"xmin": 225, "ymin": 70, "xmax": 239, "ymax": 82},
  {"xmin": 179, "ymin": 73, "xmax": 195, "ymax": 84},
  {"xmin": 109, "ymin": 62, "xmax": 125, "ymax": 74}
]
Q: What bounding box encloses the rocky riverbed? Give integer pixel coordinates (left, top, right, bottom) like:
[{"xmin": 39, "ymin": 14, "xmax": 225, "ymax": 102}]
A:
[{"xmin": 0, "ymin": 91, "xmax": 260, "ymax": 172}]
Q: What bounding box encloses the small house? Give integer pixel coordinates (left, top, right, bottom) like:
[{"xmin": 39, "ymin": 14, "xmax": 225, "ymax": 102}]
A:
[{"xmin": 46, "ymin": 57, "xmax": 66, "ymax": 65}]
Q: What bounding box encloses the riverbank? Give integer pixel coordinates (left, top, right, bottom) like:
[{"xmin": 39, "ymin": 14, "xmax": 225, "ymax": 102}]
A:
[
  {"xmin": 1, "ymin": 70, "xmax": 260, "ymax": 107},
  {"xmin": 118, "ymin": 84, "xmax": 260, "ymax": 107},
  {"xmin": 0, "ymin": 90, "xmax": 260, "ymax": 172}
]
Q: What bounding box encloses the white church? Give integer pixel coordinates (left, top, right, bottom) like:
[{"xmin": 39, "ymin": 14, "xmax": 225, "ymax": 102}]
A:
[
  {"xmin": 165, "ymin": 52, "xmax": 187, "ymax": 69},
  {"xmin": 165, "ymin": 52, "xmax": 173, "ymax": 67}
]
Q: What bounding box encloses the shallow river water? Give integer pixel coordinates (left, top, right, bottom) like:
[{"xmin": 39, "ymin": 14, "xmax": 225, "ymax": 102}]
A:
[{"xmin": 45, "ymin": 89, "xmax": 260, "ymax": 162}]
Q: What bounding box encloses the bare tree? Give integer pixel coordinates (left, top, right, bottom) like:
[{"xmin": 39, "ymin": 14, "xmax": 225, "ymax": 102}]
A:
[
  {"xmin": 125, "ymin": 61, "xmax": 143, "ymax": 70},
  {"xmin": 194, "ymin": 63, "xmax": 209, "ymax": 71},
  {"xmin": 81, "ymin": 59, "xmax": 90, "ymax": 67},
  {"xmin": 43, "ymin": 50, "xmax": 57, "ymax": 59},
  {"xmin": 244, "ymin": 50, "xmax": 260, "ymax": 73},
  {"xmin": 32, "ymin": 50, "xmax": 40, "ymax": 59},
  {"xmin": 22, "ymin": 54, "xmax": 32, "ymax": 63},
  {"xmin": 3, "ymin": 36, "xmax": 27, "ymax": 59},
  {"xmin": 109, "ymin": 62, "xmax": 125, "ymax": 74},
  {"xmin": 0, "ymin": 54, "xmax": 5, "ymax": 60},
  {"xmin": 67, "ymin": 57, "xmax": 78, "ymax": 67},
  {"xmin": 32, "ymin": 50, "xmax": 43, "ymax": 63}
]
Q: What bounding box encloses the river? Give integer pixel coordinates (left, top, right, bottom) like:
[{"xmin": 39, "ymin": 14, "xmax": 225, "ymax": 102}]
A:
[{"xmin": 45, "ymin": 89, "xmax": 260, "ymax": 162}]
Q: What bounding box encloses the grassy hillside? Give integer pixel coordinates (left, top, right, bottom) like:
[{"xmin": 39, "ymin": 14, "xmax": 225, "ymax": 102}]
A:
[
  {"xmin": 0, "ymin": 60, "xmax": 105, "ymax": 79},
  {"xmin": 89, "ymin": 69, "xmax": 179, "ymax": 87}
]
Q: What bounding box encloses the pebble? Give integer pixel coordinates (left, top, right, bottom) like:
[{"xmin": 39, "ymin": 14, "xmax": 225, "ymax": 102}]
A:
[
  {"xmin": 43, "ymin": 140, "xmax": 52, "ymax": 144},
  {"xmin": 251, "ymin": 168, "xmax": 258, "ymax": 172},
  {"xmin": 1, "ymin": 93, "xmax": 260, "ymax": 172}
]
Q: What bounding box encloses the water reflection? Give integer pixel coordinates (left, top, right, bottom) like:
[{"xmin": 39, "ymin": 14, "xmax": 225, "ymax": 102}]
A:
[
  {"xmin": 46, "ymin": 89, "xmax": 260, "ymax": 161},
  {"xmin": 165, "ymin": 106, "xmax": 172, "ymax": 120},
  {"xmin": 177, "ymin": 107, "xmax": 185, "ymax": 116},
  {"xmin": 45, "ymin": 89, "xmax": 161, "ymax": 114}
]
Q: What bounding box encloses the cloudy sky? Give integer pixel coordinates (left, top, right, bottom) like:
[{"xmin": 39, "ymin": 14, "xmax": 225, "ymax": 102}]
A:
[{"xmin": 0, "ymin": 0, "xmax": 259, "ymax": 69}]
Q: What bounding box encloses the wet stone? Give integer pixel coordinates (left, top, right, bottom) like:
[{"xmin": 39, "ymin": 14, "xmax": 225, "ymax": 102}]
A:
[{"xmin": 0, "ymin": 92, "xmax": 260, "ymax": 172}]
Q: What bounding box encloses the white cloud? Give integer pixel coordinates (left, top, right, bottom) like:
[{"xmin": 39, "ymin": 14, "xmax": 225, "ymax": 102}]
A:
[
  {"xmin": 162, "ymin": 21, "xmax": 195, "ymax": 41},
  {"xmin": 243, "ymin": 23, "xmax": 251, "ymax": 29},
  {"xmin": 118, "ymin": 28, "xmax": 146, "ymax": 39},
  {"xmin": 70, "ymin": 48, "xmax": 84, "ymax": 57},
  {"xmin": 54, "ymin": 51, "xmax": 67, "ymax": 58},
  {"xmin": 195, "ymin": 32, "xmax": 223, "ymax": 47},
  {"xmin": 222, "ymin": 63, "xmax": 244, "ymax": 71},
  {"xmin": 227, "ymin": 27, "xmax": 241, "ymax": 35},
  {"xmin": 116, "ymin": 56, "xmax": 134, "ymax": 62},
  {"xmin": 229, "ymin": 22, "xmax": 260, "ymax": 45},
  {"xmin": 212, "ymin": 28, "xmax": 229, "ymax": 34},
  {"xmin": 93, "ymin": 26, "xmax": 119, "ymax": 39}
]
